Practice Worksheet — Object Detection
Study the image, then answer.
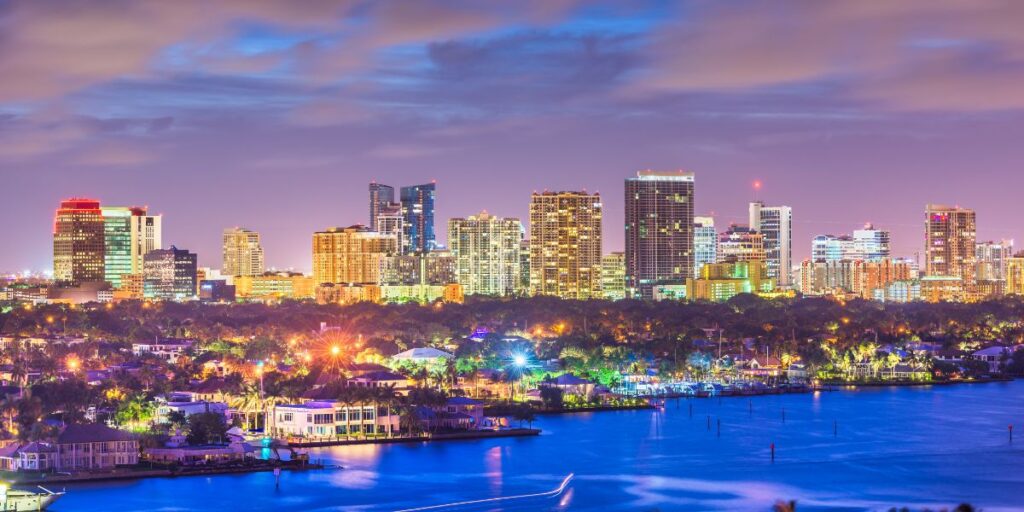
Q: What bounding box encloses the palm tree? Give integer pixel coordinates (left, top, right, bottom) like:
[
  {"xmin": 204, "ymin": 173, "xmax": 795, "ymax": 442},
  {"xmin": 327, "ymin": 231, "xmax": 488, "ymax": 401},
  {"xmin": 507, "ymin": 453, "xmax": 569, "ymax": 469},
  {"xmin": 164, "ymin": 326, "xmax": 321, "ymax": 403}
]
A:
[{"xmin": 229, "ymin": 384, "xmax": 263, "ymax": 431}]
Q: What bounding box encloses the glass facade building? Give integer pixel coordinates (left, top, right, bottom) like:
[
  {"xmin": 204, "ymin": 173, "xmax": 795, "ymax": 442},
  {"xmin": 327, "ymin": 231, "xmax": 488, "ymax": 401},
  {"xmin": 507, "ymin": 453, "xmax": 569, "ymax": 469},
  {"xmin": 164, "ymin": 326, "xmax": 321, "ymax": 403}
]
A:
[
  {"xmin": 624, "ymin": 170, "xmax": 694, "ymax": 299},
  {"xmin": 401, "ymin": 183, "xmax": 436, "ymax": 254}
]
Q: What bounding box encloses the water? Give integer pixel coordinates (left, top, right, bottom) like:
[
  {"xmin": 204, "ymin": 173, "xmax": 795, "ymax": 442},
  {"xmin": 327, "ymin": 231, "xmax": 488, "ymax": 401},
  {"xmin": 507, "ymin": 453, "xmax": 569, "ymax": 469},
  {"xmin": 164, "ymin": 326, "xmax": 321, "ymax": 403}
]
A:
[{"xmin": 58, "ymin": 381, "xmax": 1024, "ymax": 511}]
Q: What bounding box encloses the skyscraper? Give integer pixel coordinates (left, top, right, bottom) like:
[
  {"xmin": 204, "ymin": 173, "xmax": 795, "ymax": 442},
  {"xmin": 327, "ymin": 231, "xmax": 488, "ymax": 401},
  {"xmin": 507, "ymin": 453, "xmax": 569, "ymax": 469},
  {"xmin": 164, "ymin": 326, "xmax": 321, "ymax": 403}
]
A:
[
  {"xmin": 448, "ymin": 211, "xmax": 523, "ymax": 296},
  {"xmin": 749, "ymin": 202, "xmax": 792, "ymax": 287},
  {"xmin": 811, "ymin": 234, "xmax": 857, "ymax": 262},
  {"xmin": 925, "ymin": 204, "xmax": 976, "ymax": 285},
  {"xmin": 529, "ymin": 191, "xmax": 603, "ymax": 299},
  {"xmin": 717, "ymin": 225, "xmax": 765, "ymax": 263},
  {"xmin": 223, "ymin": 228, "xmax": 265, "ymax": 277},
  {"xmin": 624, "ymin": 170, "xmax": 694, "ymax": 299},
  {"xmin": 312, "ymin": 226, "xmax": 398, "ymax": 285},
  {"xmin": 401, "ymin": 183, "xmax": 436, "ymax": 254},
  {"xmin": 53, "ymin": 198, "xmax": 105, "ymax": 284},
  {"xmin": 976, "ymin": 239, "xmax": 1014, "ymax": 281},
  {"xmin": 368, "ymin": 182, "xmax": 395, "ymax": 231},
  {"xmin": 101, "ymin": 205, "xmax": 163, "ymax": 288},
  {"xmin": 852, "ymin": 224, "xmax": 891, "ymax": 261},
  {"xmin": 694, "ymin": 216, "xmax": 717, "ymax": 278},
  {"xmin": 143, "ymin": 246, "xmax": 197, "ymax": 300},
  {"xmin": 601, "ymin": 252, "xmax": 626, "ymax": 301}
]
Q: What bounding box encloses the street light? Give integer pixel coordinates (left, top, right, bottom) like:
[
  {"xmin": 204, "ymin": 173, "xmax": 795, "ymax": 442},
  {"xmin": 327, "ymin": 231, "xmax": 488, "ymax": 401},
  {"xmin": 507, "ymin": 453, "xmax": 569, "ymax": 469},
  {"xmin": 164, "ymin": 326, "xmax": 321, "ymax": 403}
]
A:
[{"xmin": 512, "ymin": 354, "xmax": 527, "ymax": 368}]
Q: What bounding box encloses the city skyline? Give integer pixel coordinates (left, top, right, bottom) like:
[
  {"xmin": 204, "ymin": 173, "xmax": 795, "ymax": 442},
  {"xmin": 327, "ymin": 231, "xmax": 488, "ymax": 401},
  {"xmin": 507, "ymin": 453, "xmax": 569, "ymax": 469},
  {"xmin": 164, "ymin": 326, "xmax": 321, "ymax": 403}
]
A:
[{"xmin": 3, "ymin": 1, "xmax": 1024, "ymax": 272}]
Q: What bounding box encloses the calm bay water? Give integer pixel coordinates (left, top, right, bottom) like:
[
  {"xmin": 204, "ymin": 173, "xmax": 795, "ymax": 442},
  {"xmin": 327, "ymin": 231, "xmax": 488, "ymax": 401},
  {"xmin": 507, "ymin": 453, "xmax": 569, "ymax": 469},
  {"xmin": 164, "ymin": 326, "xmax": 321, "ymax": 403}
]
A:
[{"xmin": 57, "ymin": 381, "xmax": 1024, "ymax": 511}]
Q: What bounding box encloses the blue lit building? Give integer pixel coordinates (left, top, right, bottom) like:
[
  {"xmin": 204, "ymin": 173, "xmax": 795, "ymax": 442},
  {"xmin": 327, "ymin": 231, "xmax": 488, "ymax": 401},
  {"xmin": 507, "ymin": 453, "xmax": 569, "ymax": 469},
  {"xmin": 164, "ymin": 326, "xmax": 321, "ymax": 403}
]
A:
[{"xmin": 401, "ymin": 183, "xmax": 436, "ymax": 254}]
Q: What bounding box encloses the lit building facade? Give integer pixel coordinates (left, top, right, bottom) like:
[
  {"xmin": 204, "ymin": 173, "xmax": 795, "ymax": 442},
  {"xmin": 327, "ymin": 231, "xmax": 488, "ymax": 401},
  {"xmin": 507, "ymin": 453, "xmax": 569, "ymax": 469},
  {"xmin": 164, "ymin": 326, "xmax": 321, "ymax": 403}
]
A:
[
  {"xmin": 401, "ymin": 183, "xmax": 436, "ymax": 254},
  {"xmin": 448, "ymin": 211, "xmax": 523, "ymax": 296},
  {"xmin": 312, "ymin": 226, "xmax": 398, "ymax": 285},
  {"xmin": 694, "ymin": 216, "xmax": 717, "ymax": 278},
  {"xmin": 380, "ymin": 252, "xmax": 456, "ymax": 287},
  {"xmin": 811, "ymin": 234, "xmax": 857, "ymax": 262},
  {"xmin": 749, "ymin": 202, "xmax": 792, "ymax": 287},
  {"xmin": 234, "ymin": 273, "xmax": 316, "ymax": 300},
  {"xmin": 686, "ymin": 260, "xmax": 774, "ymax": 302},
  {"xmin": 976, "ymin": 239, "xmax": 1014, "ymax": 281},
  {"xmin": 53, "ymin": 199, "xmax": 106, "ymax": 284},
  {"xmin": 529, "ymin": 191, "xmax": 603, "ymax": 299},
  {"xmin": 1006, "ymin": 254, "xmax": 1024, "ymax": 296},
  {"xmin": 368, "ymin": 182, "xmax": 396, "ymax": 231},
  {"xmin": 222, "ymin": 228, "xmax": 265, "ymax": 277},
  {"xmin": 143, "ymin": 246, "xmax": 198, "ymax": 300},
  {"xmin": 101, "ymin": 207, "xmax": 134, "ymax": 288},
  {"xmin": 624, "ymin": 170, "xmax": 694, "ymax": 299},
  {"xmin": 601, "ymin": 252, "xmax": 626, "ymax": 301},
  {"xmin": 717, "ymin": 225, "xmax": 765, "ymax": 263},
  {"xmin": 852, "ymin": 224, "xmax": 891, "ymax": 261},
  {"xmin": 925, "ymin": 204, "xmax": 976, "ymax": 287}
]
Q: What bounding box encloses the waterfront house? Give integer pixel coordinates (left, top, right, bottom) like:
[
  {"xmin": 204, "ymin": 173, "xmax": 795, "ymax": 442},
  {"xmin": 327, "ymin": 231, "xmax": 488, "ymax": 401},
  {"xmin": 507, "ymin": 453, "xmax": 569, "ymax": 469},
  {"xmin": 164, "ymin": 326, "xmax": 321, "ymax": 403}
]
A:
[
  {"xmin": 971, "ymin": 345, "xmax": 1021, "ymax": 373},
  {"xmin": 271, "ymin": 400, "xmax": 400, "ymax": 438},
  {"xmin": 180, "ymin": 379, "xmax": 234, "ymax": 404},
  {"xmin": 457, "ymin": 369, "xmax": 510, "ymax": 399},
  {"xmin": 131, "ymin": 338, "xmax": 195, "ymax": 364},
  {"xmin": 431, "ymin": 397, "xmax": 485, "ymax": 430},
  {"xmin": 56, "ymin": 423, "xmax": 139, "ymax": 471},
  {"xmin": 541, "ymin": 374, "xmax": 597, "ymax": 398},
  {"xmin": 155, "ymin": 394, "xmax": 230, "ymax": 424},
  {"xmin": 143, "ymin": 431, "xmax": 254, "ymax": 465},
  {"xmin": 14, "ymin": 442, "xmax": 56, "ymax": 471}
]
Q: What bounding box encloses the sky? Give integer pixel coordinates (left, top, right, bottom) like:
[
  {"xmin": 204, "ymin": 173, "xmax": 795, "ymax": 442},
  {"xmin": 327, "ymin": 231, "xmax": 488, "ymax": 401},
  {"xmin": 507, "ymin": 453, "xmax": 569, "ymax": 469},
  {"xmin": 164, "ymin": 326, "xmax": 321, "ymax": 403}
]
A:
[{"xmin": 2, "ymin": 0, "xmax": 1024, "ymax": 273}]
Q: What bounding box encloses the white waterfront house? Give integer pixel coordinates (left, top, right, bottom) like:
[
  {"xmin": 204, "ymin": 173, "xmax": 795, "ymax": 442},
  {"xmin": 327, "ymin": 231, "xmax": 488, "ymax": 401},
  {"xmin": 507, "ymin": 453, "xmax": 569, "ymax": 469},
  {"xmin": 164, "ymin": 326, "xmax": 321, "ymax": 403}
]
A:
[{"xmin": 271, "ymin": 400, "xmax": 400, "ymax": 438}]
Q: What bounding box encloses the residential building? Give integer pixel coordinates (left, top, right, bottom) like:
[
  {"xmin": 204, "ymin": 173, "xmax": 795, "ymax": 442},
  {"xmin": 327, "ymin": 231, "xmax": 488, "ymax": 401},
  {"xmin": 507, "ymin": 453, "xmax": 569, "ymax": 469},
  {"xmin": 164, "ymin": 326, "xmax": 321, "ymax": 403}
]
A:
[
  {"xmin": 717, "ymin": 225, "xmax": 765, "ymax": 263},
  {"xmin": 234, "ymin": 272, "xmax": 316, "ymax": 300},
  {"xmin": 749, "ymin": 202, "xmax": 792, "ymax": 287},
  {"xmin": 55, "ymin": 423, "xmax": 139, "ymax": 471},
  {"xmin": 601, "ymin": 252, "xmax": 626, "ymax": 301},
  {"xmin": 694, "ymin": 216, "xmax": 717, "ymax": 277},
  {"xmin": 312, "ymin": 226, "xmax": 398, "ymax": 285},
  {"xmin": 132, "ymin": 338, "xmax": 194, "ymax": 364},
  {"xmin": 143, "ymin": 246, "xmax": 198, "ymax": 300},
  {"xmin": 272, "ymin": 401, "xmax": 400, "ymax": 438},
  {"xmin": 529, "ymin": 191, "xmax": 603, "ymax": 299},
  {"xmin": 624, "ymin": 170, "xmax": 694, "ymax": 299},
  {"xmin": 925, "ymin": 204, "xmax": 976, "ymax": 287},
  {"xmin": 976, "ymin": 239, "xmax": 1014, "ymax": 281},
  {"xmin": 199, "ymin": 280, "xmax": 235, "ymax": 302},
  {"xmin": 380, "ymin": 252, "xmax": 456, "ymax": 287},
  {"xmin": 1007, "ymin": 253, "xmax": 1024, "ymax": 296},
  {"xmin": 401, "ymin": 183, "xmax": 436, "ymax": 253},
  {"xmin": 799, "ymin": 259, "xmax": 864, "ymax": 296},
  {"xmin": 862, "ymin": 258, "xmax": 914, "ymax": 298},
  {"xmin": 53, "ymin": 199, "xmax": 105, "ymax": 284},
  {"xmin": 447, "ymin": 212, "xmax": 523, "ymax": 296},
  {"xmin": 222, "ymin": 228, "xmax": 265, "ymax": 277},
  {"xmin": 687, "ymin": 259, "xmax": 775, "ymax": 302}
]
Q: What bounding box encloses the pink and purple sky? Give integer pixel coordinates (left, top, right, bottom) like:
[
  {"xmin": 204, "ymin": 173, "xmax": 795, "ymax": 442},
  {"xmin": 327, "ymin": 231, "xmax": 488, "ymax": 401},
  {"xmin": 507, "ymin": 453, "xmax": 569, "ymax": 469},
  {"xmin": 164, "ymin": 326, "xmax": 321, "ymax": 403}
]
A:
[{"xmin": 2, "ymin": 0, "xmax": 1023, "ymax": 272}]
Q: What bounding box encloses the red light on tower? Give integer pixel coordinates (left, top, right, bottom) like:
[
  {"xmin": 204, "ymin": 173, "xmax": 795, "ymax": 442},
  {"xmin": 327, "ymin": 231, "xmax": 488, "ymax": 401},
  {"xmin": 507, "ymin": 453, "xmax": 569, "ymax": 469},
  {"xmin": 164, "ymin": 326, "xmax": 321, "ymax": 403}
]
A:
[{"xmin": 753, "ymin": 180, "xmax": 762, "ymax": 191}]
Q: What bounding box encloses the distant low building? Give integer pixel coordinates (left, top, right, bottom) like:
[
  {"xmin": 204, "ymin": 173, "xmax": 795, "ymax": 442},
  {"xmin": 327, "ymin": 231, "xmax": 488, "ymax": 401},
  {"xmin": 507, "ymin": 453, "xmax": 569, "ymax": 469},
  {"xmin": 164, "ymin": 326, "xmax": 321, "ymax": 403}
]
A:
[{"xmin": 132, "ymin": 338, "xmax": 194, "ymax": 364}]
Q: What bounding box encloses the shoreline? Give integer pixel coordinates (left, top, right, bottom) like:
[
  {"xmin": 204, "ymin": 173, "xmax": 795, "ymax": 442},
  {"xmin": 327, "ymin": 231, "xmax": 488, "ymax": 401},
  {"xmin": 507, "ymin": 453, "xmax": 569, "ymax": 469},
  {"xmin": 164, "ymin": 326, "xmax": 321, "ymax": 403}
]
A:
[
  {"xmin": 7, "ymin": 460, "xmax": 324, "ymax": 486},
  {"xmin": 287, "ymin": 428, "xmax": 541, "ymax": 448},
  {"xmin": 818, "ymin": 376, "xmax": 1014, "ymax": 388}
]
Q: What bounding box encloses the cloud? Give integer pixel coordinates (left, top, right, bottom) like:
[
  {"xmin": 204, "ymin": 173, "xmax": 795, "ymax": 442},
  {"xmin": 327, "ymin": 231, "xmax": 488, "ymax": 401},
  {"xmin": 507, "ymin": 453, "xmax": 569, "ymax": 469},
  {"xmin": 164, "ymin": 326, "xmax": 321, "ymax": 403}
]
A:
[
  {"xmin": 640, "ymin": 0, "xmax": 1024, "ymax": 111},
  {"xmin": 72, "ymin": 142, "xmax": 155, "ymax": 166}
]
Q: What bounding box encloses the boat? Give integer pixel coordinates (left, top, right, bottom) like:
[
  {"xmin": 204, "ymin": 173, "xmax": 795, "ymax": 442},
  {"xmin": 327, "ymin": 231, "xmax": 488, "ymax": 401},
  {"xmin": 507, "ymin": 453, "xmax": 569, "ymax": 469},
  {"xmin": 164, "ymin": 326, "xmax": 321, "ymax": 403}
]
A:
[{"xmin": 0, "ymin": 484, "xmax": 64, "ymax": 511}]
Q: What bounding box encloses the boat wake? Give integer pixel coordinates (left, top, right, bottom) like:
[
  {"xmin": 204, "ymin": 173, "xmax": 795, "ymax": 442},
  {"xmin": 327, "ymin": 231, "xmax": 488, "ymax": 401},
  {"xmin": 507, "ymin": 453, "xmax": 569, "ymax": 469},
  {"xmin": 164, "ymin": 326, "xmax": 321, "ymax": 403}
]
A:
[{"xmin": 392, "ymin": 473, "xmax": 574, "ymax": 512}]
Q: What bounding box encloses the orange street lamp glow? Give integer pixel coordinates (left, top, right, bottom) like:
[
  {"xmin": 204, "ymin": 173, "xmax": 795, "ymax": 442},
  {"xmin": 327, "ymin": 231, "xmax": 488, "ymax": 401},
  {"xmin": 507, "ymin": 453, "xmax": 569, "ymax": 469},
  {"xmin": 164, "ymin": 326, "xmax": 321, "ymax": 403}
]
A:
[
  {"xmin": 66, "ymin": 357, "xmax": 80, "ymax": 371},
  {"xmin": 330, "ymin": 345, "xmax": 341, "ymax": 356}
]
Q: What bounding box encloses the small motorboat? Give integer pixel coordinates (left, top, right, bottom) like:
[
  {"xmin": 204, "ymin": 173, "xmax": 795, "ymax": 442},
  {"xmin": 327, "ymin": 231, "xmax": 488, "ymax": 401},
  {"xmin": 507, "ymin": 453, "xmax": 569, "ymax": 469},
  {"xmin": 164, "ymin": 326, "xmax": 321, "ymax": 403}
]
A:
[{"xmin": 0, "ymin": 483, "xmax": 64, "ymax": 511}]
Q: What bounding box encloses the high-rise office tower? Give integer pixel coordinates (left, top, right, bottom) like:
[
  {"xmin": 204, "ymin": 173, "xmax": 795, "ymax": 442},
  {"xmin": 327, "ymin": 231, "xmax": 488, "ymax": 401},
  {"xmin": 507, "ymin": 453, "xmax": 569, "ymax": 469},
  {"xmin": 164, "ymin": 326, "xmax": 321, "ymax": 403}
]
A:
[
  {"xmin": 749, "ymin": 202, "xmax": 792, "ymax": 287},
  {"xmin": 624, "ymin": 170, "xmax": 694, "ymax": 299},
  {"xmin": 601, "ymin": 252, "xmax": 627, "ymax": 301},
  {"xmin": 369, "ymin": 182, "xmax": 395, "ymax": 231},
  {"xmin": 312, "ymin": 226, "xmax": 398, "ymax": 285},
  {"xmin": 717, "ymin": 225, "xmax": 765, "ymax": 263},
  {"xmin": 401, "ymin": 183, "xmax": 436, "ymax": 254},
  {"xmin": 223, "ymin": 228, "xmax": 265, "ymax": 277},
  {"xmin": 853, "ymin": 224, "xmax": 891, "ymax": 262},
  {"xmin": 102, "ymin": 206, "xmax": 134, "ymax": 288},
  {"xmin": 53, "ymin": 198, "xmax": 106, "ymax": 284},
  {"xmin": 143, "ymin": 246, "xmax": 197, "ymax": 300},
  {"xmin": 811, "ymin": 234, "xmax": 857, "ymax": 262},
  {"xmin": 976, "ymin": 239, "xmax": 1014, "ymax": 281},
  {"xmin": 694, "ymin": 216, "xmax": 717, "ymax": 278},
  {"xmin": 529, "ymin": 191, "xmax": 603, "ymax": 299},
  {"xmin": 925, "ymin": 204, "xmax": 977, "ymax": 285},
  {"xmin": 448, "ymin": 211, "xmax": 523, "ymax": 296}
]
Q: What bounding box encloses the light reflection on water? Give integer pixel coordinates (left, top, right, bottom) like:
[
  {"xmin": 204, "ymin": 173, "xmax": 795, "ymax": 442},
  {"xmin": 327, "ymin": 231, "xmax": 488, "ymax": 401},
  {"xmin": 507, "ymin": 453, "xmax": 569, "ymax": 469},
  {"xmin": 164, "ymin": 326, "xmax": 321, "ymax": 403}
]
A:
[{"xmin": 55, "ymin": 381, "xmax": 1024, "ymax": 511}]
